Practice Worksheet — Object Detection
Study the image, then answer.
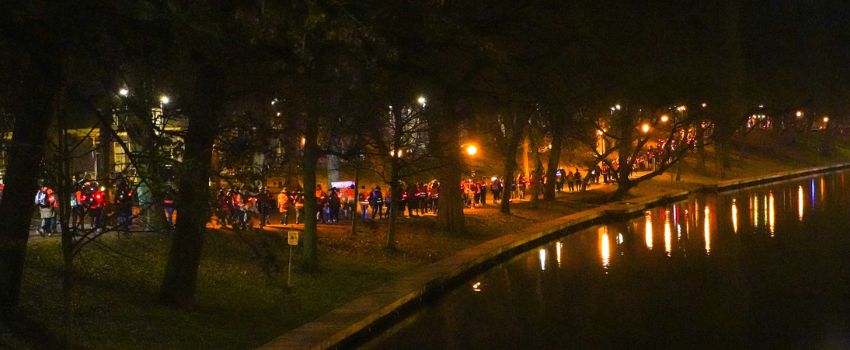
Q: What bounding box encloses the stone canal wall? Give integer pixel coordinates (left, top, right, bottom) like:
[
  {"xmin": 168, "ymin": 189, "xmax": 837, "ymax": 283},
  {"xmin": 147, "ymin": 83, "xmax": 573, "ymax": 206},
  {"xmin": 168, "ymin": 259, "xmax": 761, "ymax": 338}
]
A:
[{"xmin": 258, "ymin": 162, "xmax": 850, "ymax": 350}]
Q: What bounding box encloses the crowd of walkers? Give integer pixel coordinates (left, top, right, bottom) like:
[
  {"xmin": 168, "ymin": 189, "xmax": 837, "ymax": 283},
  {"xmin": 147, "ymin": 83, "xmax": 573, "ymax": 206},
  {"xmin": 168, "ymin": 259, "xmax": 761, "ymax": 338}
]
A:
[
  {"xmin": 32, "ymin": 177, "xmax": 120, "ymax": 236},
  {"xmin": 211, "ymin": 181, "xmax": 444, "ymax": 230},
  {"xmin": 15, "ymin": 157, "xmax": 665, "ymax": 236}
]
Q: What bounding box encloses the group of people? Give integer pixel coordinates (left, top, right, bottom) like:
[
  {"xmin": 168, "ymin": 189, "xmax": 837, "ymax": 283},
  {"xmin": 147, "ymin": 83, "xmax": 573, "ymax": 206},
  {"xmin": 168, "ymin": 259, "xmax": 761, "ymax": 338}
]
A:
[
  {"xmin": 33, "ymin": 177, "xmax": 115, "ymax": 236},
  {"xmin": 210, "ymin": 181, "xmax": 443, "ymax": 230},
  {"xmin": 461, "ymin": 177, "xmax": 504, "ymax": 208},
  {"xmin": 360, "ymin": 181, "xmax": 441, "ymax": 220}
]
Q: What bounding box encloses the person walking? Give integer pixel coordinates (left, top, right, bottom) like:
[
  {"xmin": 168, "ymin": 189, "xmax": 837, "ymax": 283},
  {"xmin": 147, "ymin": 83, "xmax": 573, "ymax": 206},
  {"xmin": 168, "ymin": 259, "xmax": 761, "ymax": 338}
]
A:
[
  {"xmin": 369, "ymin": 186, "xmax": 383, "ymax": 219},
  {"xmin": 278, "ymin": 188, "xmax": 290, "ymax": 225},
  {"xmin": 35, "ymin": 186, "xmax": 56, "ymax": 236},
  {"xmin": 574, "ymin": 169, "xmax": 584, "ymax": 192}
]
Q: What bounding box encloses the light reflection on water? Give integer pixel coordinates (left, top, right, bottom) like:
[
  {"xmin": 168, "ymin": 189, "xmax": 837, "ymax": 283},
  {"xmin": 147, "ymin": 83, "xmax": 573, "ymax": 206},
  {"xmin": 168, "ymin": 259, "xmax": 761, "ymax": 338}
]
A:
[
  {"xmin": 371, "ymin": 171, "xmax": 850, "ymax": 349},
  {"xmin": 731, "ymin": 198, "xmax": 738, "ymax": 233},
  {"xmin": 599, "ymin": 227, "xmax": 610, "ymax": 271},
  {"xmin": 644, "ymin": 212, "xmax": 653, "ymax": 250}
]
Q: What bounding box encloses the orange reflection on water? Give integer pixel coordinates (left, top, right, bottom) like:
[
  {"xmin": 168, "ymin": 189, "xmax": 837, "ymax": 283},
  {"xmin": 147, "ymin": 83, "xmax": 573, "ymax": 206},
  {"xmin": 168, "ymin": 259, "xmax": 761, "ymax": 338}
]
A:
[
  {"xmin": 556, "ymin": 241, "xmax": 563, "ymax": 267},
  {"xmin": 704, "ymin": 205, "xmax": 711, "ymax": 255},
  {"xmin": 731, "ymin": 199, "xmax": 738, "ymax": 233},
  {"xmin": 645, "ymin": 212, "xmax": 653, "ymax": 250},
  {"xmin": 798, "ymin": 186, "xmax": 804, "ymax": 221},
  {"xmin": 600, "ymin": 227, "xmax": 610, "ymax": 270},
  {"xmin": 753, "ymin": 194, "xmax": 760, "ymax": 227},
  {"xmin": 768, "ymin": 191, "xmax": 775, "ymax": 237},
  {"xmin": 664, "ymin": 210, "xmax": 672, "ymax": 257}
]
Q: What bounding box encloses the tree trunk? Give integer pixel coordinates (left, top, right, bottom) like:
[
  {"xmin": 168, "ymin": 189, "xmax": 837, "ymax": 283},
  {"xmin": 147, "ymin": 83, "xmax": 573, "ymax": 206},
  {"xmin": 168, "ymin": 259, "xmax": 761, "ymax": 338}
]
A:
[
  {"xmin": 0, "ymin": 51, "xmax": 62, "ymax": 328},
  {"xmin": 159, "ymin": 66, "xmax": 223, "ymax": 306},
  {"xmin": 436, "ymin": 123, "xmax": 464, "ymax": 233},
  {"xmin": 351, "ymin": 166, "xmax": 359, "ymax": 235},
  {"xmin": 609, "ymin": 181, "xmax": 634, "ymax": 201},
  {"xmin": 299, "ymin": 106, "xmax": 320, "ymax": 272},
  {"xmin": 696, "ymin": 123, "xmax": 706, "ymax": 172},
  {"xmin": 530, "ymin": 148, "xmax": 542, "ymax": 209},
  {"xmin": 386, "ymin": 179, "xmax": 400, "ymax": 251},
  {"xmin": 500, "ymin": 159, "xmax": 516, "ymax": 214},
  {"xmin": 543, "ymin": 130, "xmax": 563, "ymax": 201}
]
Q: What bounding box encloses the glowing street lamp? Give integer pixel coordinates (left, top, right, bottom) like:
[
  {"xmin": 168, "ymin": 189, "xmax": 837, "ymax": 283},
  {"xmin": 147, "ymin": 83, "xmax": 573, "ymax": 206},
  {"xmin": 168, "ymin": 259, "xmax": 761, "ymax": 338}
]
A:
[
  {"xmin": 660, "ymin": 114, "xmax": 669, "ymax": 123},
  {"xmin": 118, "ymin": 88, "xmax": 129, "ymax": 97},
  {"xmin": 417, "ymin": 96, "xmax": 427, "ymax": 106},
  {"xmin": 159, "ymin": 95, "xmax": 170, "ymax": 105},
  {"xmin": 796, "ymin": 110, "xmax": 804, "ymax": 118},
  {"xmin": 677, "ymin": 105, "xmax": 686, "ymax": 112},
  {"xmin": 823, "ymin": 116, "xmax": 829, "ymax": 123},
  {"xmin": 701, "ymin": 102, "xmax": 707, "ymax": 108},
  {"xmin": 641, "ymin": 122, "xmax": 651, "ymax": 133},
  {"xmin": 466, "ymin": 144, "xmax": 478, "ymax": 156}
]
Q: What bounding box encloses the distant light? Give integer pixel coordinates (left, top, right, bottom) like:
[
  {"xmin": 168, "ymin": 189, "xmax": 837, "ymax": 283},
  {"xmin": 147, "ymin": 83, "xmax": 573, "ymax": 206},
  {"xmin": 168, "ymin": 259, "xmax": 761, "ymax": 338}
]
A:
[
  {"xmin": 610, "ymin": 106, "xmax": 616, "ymax": 111},
  {"xmin": 118, "ymin": 88, "xmax": 129, "ymax": 97},
  {"xmin": 660, "ymin": 114, "xmax": 669, "ymax": 123},
  {"xmin": 641, "ymin": 123, "xmax": 651, "ymax": 133},
  {"xmin": 758, "ymin": 104, "xmax": 764, "ymax": 108},
  {"xmin": 417, "ymin": 96, "xmax": 427, "ymax": 106},
  {"xmin": 796, "ymin": 110, "xmax": 804, "ymax": 117},
  {"xmin": 466, "ymin": 145, "xmax": 478, "ymax": 156},
  {"xmin": 596, "ymin": 129, "xmax": 604, "ymax": 136},
  {"xmin": 300, "ymin": 137, "xmax": 306, "ymax": 146},
  {"xmin": 491, "ymin": 176, "xmax": 498, "ymax": 182},
  {"xmin": 701, "ymin": 102, "xmax": 707, "ymax": 108},
  {"xmin": 472, "ymin": 281, "xmax": 482, "ymax": 292},
  {"xmin": 823, "ymin": 116, "xmax": 829, "ymax": 123},
  {"xmin": 271, "ymin": 98, "xmax": 278, "ymax": 105},
  {"xmin": 159, "ymin": 95, "xmax": 170, "ymax": 105},
  {"xmin": 276, "ymin": 112, "xmax": 282, "ymax": 117},
  {"xmin": 615, "ymin": 104, "xmax": 621, "ymax": 111},
  {"xmin": 677, "ymin": 105, "xmax": 686, "ymax": 112},
  {"xmin": 548, "ymin": 143, "xmax": 552, "ymax": 149}
]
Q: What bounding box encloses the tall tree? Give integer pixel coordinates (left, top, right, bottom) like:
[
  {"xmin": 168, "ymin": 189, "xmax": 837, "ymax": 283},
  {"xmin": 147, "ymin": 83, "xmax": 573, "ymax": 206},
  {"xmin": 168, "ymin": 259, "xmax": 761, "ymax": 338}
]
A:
[{"xmin": 0, "ymin": 0, "xmax": 66, "ymax": 330}]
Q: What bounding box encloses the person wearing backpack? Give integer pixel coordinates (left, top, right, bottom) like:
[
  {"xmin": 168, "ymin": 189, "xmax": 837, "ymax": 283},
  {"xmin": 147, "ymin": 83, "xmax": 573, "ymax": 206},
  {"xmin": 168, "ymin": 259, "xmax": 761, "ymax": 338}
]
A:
[
  {"xmin": 35, "ymin": 186, "xmax": 56, "ymax": 236},
  {"xmin": 369, "ymin": 186, "xmax": 383, "ymax": 219}
]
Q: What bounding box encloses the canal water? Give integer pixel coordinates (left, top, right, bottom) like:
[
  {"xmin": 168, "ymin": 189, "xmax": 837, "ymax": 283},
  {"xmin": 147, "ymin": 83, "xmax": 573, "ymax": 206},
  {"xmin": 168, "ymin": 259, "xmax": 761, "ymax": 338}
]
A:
[{"xmin": 368, "ymin": 172, "xmax": 850, "ymax": 349}]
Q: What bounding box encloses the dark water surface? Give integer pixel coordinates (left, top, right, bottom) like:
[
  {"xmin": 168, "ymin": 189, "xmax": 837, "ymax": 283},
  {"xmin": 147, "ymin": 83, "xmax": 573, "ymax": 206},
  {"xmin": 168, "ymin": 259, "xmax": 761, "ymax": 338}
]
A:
[{"xmin": 368, "ymin": 172, "xmax": 850, "ymax": 349}]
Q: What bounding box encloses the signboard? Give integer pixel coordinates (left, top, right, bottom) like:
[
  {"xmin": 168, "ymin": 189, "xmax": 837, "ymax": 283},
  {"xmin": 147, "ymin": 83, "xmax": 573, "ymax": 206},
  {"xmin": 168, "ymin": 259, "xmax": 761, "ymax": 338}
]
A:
[
  {"xmin": 288, "ymin": 231, "xmax": 300, "ymax": 246},
  {"xmin": 331, "ymin": 181, "xmax": 355, "ymax": 189}
]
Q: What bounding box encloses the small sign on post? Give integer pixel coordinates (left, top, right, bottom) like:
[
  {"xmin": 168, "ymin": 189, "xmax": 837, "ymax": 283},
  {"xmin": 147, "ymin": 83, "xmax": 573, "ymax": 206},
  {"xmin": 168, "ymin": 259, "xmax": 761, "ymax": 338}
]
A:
[
  {"xmin": 287, "ymin": 231, "xmax": 300, "ymax": 246},
  {"xmin": 286, "ymin": 230, "xmax": 299, "ymax": 291}
]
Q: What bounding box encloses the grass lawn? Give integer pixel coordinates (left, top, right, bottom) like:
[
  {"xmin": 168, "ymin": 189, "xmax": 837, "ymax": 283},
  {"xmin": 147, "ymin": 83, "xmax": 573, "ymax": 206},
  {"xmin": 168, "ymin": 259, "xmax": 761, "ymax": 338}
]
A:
[{"xmin": 5, "ymin": 231, "xmax": 418, "ymax": 349}]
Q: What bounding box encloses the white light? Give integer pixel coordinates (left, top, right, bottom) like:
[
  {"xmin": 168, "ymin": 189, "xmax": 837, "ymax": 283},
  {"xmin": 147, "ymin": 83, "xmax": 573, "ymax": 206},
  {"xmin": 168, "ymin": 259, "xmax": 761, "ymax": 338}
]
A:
[
  {"xmin": 159, "ymin": 95, "xmax": 170, "ymax": 105},
  {"xmin": 701, "ymin": 102, "xmax": 707, "ymax": 108},
  {"xmin": 118, "ymin": 88, "xmax": 129, "ymax": 97},
  {"xmin": 615, "ymin": 104, "xmax": 621, "ymax": 110},
  {"xmin": 796, "ymin": 110, "xmax": 803, "ymax": 117},
  {"xmin": 758, "ymin": 104, "xmax": 764, "ymax": 108},
  {"xmin": 417, "ymin": 96, "xmax": 427, "ymax": 106},
  {"xmin": 539, "ymin": 249, "xmax": 547, "ymax": 271}
]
